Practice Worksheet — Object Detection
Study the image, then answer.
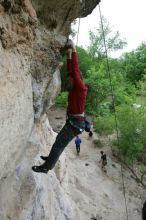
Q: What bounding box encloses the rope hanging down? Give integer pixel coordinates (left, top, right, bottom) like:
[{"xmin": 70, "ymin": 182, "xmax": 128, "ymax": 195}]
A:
[
  {"xmin": 75, "ymin": 2, "xmax": 129, "ymax": 219},
  {"xmin": 76, "ymin": 0, "xmax": 85, "ymax": 46},
  {"xmin": 76, "ymin": 17, "xmax": 81, "ymax": 46},
  {"xmin": 98, "ymin": 4, "xmax": 129, "ymax": 220}
]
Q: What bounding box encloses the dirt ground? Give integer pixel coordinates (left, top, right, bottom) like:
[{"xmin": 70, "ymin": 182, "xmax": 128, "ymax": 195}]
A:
[{"xmin": 47, "ymin": 105, "xmax": 146, "ymax": 220}]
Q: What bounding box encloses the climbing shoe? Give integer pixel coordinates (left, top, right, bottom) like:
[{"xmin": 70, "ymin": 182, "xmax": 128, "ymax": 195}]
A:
[
  {"xmin": 32, "ymin": 165, "xmax": 48, "ymax": 174},
  {"xmin": 40, "ymin": 155, "xmax": 48, "ymax": 161}
]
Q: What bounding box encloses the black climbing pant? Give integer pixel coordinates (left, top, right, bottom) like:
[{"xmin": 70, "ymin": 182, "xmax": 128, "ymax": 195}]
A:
[{"xmin": 41, "ymin": 118, "xmax": 85, "ymax": 170}]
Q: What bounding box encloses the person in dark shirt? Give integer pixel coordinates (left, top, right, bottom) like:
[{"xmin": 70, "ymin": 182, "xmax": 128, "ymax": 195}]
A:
[
  {"xmin": 75, "ymin": 136, "xmax": 82, "ymax": 155},
  {"xmin": 32, "ymin": 39, "xmax": 87, "ymax": 173},
  {"xmin": 100, "ymin": 151, "xmax": 107, "ymax": 172},
  {"xmin": 89, "ymin": 130, "xmax": 93, "ymax": 137}
]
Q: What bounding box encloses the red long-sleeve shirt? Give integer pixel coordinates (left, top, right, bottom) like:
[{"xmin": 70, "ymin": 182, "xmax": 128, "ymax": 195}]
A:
[{"xmin": 67, "ymin": 52, "xmax": 87, "ymax": 114}]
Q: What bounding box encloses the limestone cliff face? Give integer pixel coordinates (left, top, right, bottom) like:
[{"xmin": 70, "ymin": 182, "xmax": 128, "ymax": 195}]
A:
[{"xmin": 0, "ymin": 0, "xmax": 100, "ymax": 219}]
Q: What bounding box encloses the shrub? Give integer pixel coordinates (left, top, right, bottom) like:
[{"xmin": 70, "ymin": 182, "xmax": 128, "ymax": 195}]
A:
[
  {"xmin": 115, "ymin": 104, "xmax": 146, "ymax": 162},
  {"xmin": 55, "ymin": 92, "xmax": 68, "ymax": 108},
  {"xmin": 94, "ymin": 114, "xmax": 115, "ymax": 135}
]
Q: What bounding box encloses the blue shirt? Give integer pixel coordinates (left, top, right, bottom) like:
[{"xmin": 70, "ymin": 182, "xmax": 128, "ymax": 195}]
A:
[{"xmin": 75, "ymin": 137, "xmax": 81, "ymax": 145}]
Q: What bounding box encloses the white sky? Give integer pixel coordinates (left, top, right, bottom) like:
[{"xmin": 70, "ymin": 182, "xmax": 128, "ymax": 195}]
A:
[{"xmin": 73, "ymin": 0, "xmax": 146, "ymax": 57}]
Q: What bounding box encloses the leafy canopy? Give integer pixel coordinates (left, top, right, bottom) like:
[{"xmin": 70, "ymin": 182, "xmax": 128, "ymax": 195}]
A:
[{"xmin": 88, "ymin": 16, "xmax": 127, "ymax": 59}]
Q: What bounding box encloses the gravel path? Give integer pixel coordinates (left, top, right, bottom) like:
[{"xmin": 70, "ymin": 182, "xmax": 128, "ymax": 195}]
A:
[{"xmin": 47, "ymin": 105, "xmax": 146, "ymax": 220}]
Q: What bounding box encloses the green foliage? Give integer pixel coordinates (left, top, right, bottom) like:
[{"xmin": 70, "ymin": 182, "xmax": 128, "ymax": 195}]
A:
[
  {"xmin": 94, "ymin": 114, "xmax": 115, "ymax": 135},
  {"xmin": 122, "ymin": 42, "xmax": 146, "ymax": 84},
  {"xmin": 136, "ymin": 75, "xmax": 146, "ymax": 102},
  {"xmin": 113, "ymin": 83, "xmax": 136, "ymax": 106},
  {"xmin": 115, "ymin": 105, "xmax": 146, "ymax": 162},
  {"xmin": 55, "ymin": 92, "xmax": 68, "ymax": 108},
  {"xmin": 85, "ymin": 65, "xmax": 110, "ymax": 114},
  {"xmin": 84, "ymin": 56, "xmax": 136, "ymax": 114},
  {"xmin": 76, "ymin": 47, "xmax": 94, "ymax": 78},
  {"xmin": 88, "ymin": 16, "xmax": 127, "ymax": 59},
  {"xmin": 140, "ymin": 165, "xmax": 146, "ymax": 183}
]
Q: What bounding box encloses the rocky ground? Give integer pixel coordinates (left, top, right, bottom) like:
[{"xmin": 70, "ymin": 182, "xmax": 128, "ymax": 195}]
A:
[{"xmin": 47, "ymin": 105, "xmax": 146, "ymax": 220}]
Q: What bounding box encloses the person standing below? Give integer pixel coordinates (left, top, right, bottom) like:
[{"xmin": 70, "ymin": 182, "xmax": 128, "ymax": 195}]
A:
[
  {"xmin": 100, "ymin": 151, "xmax": 107, "ymax": 172},
  {"xmin": 75, "ymin": 136, "xmax": 82, "ymax": 155},
  {"xmin": 89, "ymin": 130, "xmax": 93, "ymax": 137},
  {"xmin": 32, "ymin": 39, "xmax": 88, "ymax": 173}
]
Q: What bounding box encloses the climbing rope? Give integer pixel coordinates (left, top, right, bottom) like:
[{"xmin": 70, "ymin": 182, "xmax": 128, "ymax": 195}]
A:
[
  {"xmin": 76, "ymin": 17, "xmax": 81, "ymax": 46},
  {"xmin": 75, "ymin": 2, "xmax": 129, "ymax": 219},
  {"xmin": 98, "ymin": 3, "xmax": 129, "ymax": 220},
  {"xmin": 76, "ymin": 0, "xmax": 85, "ymax": 46}
]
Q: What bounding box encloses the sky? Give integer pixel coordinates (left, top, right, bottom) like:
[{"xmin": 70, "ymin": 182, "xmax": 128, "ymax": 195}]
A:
[{"xmin": 73, "ymin": 0, "xmax": 146, "ymax": 57}]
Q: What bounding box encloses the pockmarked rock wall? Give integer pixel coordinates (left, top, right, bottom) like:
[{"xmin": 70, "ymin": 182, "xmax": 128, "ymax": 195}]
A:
[{"xmin": 0, "ymin": 0, "xmax": 100, "ymax": 219}]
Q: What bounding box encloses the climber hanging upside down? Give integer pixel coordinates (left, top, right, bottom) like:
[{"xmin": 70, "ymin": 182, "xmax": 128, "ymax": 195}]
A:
[{"xmin": 32, "ymin": 39, "xmax": 88, "ymax": 173}]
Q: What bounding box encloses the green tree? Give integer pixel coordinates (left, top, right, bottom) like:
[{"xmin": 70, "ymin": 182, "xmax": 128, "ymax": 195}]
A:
[
  {"xmin": 88, "ymin": 16, "xmax": 127, "ymax": 59},
  {"xmin": 55, "ymin": 91, "xmax": 68, "ymax": 108},
  {"xmin": 84, "ymin": 56, "xmax": 136, "ymax": 114},
  {"xmin": 115, "ymin": 105, "xmax": 146, "ymax": 162},
  {"xmin": 122, "ymin": 42, "xmax": 146, "ymax": 84},
  {"xmin": 84, "ymin": 64, "xmax": 110, "ymax": 114},
  {"xmin": 76, "ymin": 47, "xmax": 94, "ymax": 78}
]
